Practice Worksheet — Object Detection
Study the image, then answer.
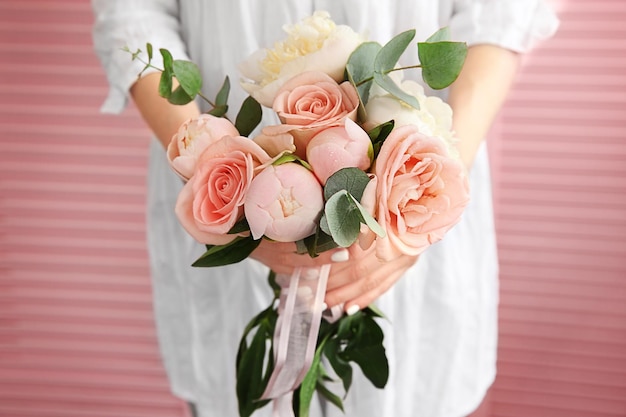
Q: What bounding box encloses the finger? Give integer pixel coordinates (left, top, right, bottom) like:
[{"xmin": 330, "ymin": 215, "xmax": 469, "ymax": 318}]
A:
[{"xmin": 325, "ymin": 254, "xmax": 418, "ymax": 310}]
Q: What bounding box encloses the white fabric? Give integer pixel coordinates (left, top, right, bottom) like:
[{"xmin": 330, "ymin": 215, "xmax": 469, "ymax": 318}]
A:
[{"xmin": 91, "ymin": 1, "xmax": 558, "ymax": 416}]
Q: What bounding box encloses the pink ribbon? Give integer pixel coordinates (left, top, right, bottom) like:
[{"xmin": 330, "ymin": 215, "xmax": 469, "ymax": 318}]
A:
[{"xmin": 260, "ymin": 264, "xmax": 332, "ymax": 416}]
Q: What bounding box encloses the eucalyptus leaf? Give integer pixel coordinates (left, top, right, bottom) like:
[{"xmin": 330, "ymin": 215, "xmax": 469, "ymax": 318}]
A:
[
  {"xmin": 418, "ymin": 30, "xmax": 467, "ymax": 90},
  {"xmin": 324, "ymin": 167, "xmax": 371, "ymax": 202},
  {"xmin": 167, "ymin": 85, "xmax": 194, "ymax": 105},
  {"xmin": 158, "ymin": 68, "xmax": 173, "ymax": 98},
  {"xmin": 173, "ymin": 59, "xmax": 203, "ymax": 98},
  {"xmin": 324, "ymin": 190, "xmax": 362, "ymax": 248},
  {"xmin": 214, "ymin": 76, "xmax": 231, "ymax": 106},
  {"xmin": 192, "ymin": 236, "xmax": 261, "ymax": 267},
  {"xmin": 236, "ymin": 95, "xmax": 263, "ymax": 136},
  {"xmin": 374, "ymin": 29, "xmax": 415, "ymax": 73},
  {"xmin": 159, "ymin": 48, "xmax": 174, "ymax": 73},
  {"xmin": 207, "ymin": 104, "xmax": 229, "ymax": 117},
  {"xmin": 349, "ymin": 194, "xmax": 386, "ymax": 239},
  {"xmin": 345, "ymin": 41, "xmax": 382, "ymax": 105},
  {"xmin": 373, "ymin": 71, "xmax": 420, "ymax": 110},
  {"xmin": 426, "ymin": 26, "xmax": 451, "ymax": 43}
]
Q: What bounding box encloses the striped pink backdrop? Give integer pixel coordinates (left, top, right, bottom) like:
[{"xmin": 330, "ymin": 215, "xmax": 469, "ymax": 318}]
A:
[{"xmin": 1, "ymin": 1, "xmax": 624, "ymax": 416}]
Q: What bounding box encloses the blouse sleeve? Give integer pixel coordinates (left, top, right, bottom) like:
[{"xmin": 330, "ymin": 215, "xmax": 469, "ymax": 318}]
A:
[
  {"xmin": 448, "ymin": 0, "xmax": 559, "ymax": 53},
  {"xmin": 91, "ymin": 0, "xmax": 190, "ymax": 114}
]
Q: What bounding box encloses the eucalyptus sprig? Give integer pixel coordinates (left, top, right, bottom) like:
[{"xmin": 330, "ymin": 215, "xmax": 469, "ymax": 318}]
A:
[
  {"xmin": 124, "ymin": 44, "xmax": 262, "ymax": 135},
  {"xmin": 346, "ymin": 27, "xmax": 468, "ymax": 114}
]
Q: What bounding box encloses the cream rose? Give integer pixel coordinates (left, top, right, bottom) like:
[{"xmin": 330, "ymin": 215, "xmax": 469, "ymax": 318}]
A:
[
  {"xmin": 239, "ymin": 11, "xmax": 364, "ymax": 107},
  {"xmin": 365, "ymin": 80, "xmax": 456, "ymax": 154},
  {"xmin": 167, "ymin": 114, "xmax": 239, "ymax": 180},
  {"xmin": 175, "ymin": 136, "xmax": 271, "ymax": 245},
  {"xmin": 373, "ymin": 125, "xmax": 470, "ymax": 261},
  {"xmin": 262, "ymin": 71, "xmax": 360, "ymax": 158}
]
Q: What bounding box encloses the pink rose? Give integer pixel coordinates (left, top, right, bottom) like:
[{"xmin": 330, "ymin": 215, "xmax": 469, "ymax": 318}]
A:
[
  {"xmin": 175, "ymin": 136, "xmax": 271, "ymax": 245},
  {"xmin": 306, "ymin": 119, "xmax": 372, "ymax": 184},
  {"xmin": 167, "ymin": 114, "xmax": 240, "ymax": 180},
  {"xmin": 373, "ymin": 125, "xmax": 470, "ymax": 261},
  {"xmin": 244, "ymin": 163, "xmax": 324, "ymax": 242},
  {"xmin": 263, "ymin": 71, "xmax": 360, "ymax": 158}
]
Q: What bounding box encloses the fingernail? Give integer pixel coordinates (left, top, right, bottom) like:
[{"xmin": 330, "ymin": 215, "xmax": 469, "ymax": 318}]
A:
[
  {"xmin": 321, "ymin": 302, "xmax": 328, "ymax": 311},
  {"xmin": 346, "ymin": 305, "xmax": 360, "ymax": 316},
  {"xmin": 331, "ymin": 249, "xmax": 349, "ymax": 263}
]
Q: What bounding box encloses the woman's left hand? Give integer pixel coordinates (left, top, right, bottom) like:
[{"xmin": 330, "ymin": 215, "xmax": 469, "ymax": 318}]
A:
[{"xmin": 324, "ymin": 244, "xmax": 419, "ymax": 313}]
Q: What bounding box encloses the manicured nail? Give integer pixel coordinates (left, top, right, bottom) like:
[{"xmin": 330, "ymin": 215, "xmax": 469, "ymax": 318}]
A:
[
  {"xmin": 321, "ymin": 302, "xmax": 328, "ymax": 311},
  {"xmin": 346, "ymin": 305, "xmax": 360, "ymax": 316},
  {"xmin": 331, "ymin": 249, "xmax": 349, "ymax": 262}
]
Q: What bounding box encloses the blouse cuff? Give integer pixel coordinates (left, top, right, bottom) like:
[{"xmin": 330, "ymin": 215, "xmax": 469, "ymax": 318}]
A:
[{"xmin": 449, "ymin": 0, "xmax": 559, "ymax": 53}]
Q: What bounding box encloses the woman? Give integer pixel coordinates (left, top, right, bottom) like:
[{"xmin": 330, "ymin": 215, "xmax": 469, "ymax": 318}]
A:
[{"xmin": 91, "ymin": 1, "xmax": 558, "ymax": 416}]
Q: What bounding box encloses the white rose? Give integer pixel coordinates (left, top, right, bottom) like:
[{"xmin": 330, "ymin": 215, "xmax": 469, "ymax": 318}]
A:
[
  {"xmin": 364, "ymin": 79, "xmax": 456, "ymax": 153},
  {"xmin": 238, "ymin": 11, "xmax": 364, "ymax": 107}
]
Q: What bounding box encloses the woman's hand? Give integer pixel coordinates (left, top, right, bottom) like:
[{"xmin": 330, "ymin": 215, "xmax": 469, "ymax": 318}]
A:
[
  {"xmin": 251, "ymin": 239, "xmax": 418, "ymax": 314},
  {"xmin": 324, "ymin": 244, "xmax": 419, "ymax": 314},
  {"xmin": 249, "ymin": 239, "xmax": 348, "ymax": 275}
]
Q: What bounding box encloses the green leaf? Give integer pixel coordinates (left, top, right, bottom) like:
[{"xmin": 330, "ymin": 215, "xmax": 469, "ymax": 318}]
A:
[
  {"xmin": 367, "ymin": 120, "xmax": 395, "ymax": 158},
  {"xmin": 158, "ymin": 69, "xmax": 173, "ymax": 99},
  {"xmin": 345, "ymin": 41, "xmax": 382, "ymax": 105},
  {"xmin": 302, "ymin": 228, "xmax": 339, "ymax": 257},
  {"xmin": 192, "ymin": 236, "xmax": 261, "ymax": 267},
  {"xmin": 298, "ymin": 344, "xmax": 325, "ymax": 417},
  {"xmin": 373, "ymin": 71, "xmax": 420, "ymax": 109},
  {"xmin": 236, "ymin": 323, "xmax": 272, "ymax": 417},
  {"xmin": 418, "ymin": 28, "xmax": 468, "ymax": 90},
  {"xmin": 324, "ymin": 190, "xmax": 362, "ymax": 248},
  {"xmin": 214, "ymin": 76, "xmax": 230, "ymax": 107},
  {"xmin": 228, "ymin": 218, "xmax": 251, "ymax": 234},
  {"xmin": 167, "ymin": 85, "xmax": 194, "ymax": 105},
  {"xmin": 340, "ymin": 315, "xmax": 389, "ymax": 389},
  {"xmin": 236, "ymin": 95, "xmax": 263, "ymax": 136},
  {"xmin": 316, "ymin": 381, "xmax": 344, "ymax": 412},
  {"xmin": 324, "ymin": 338, "xmax": 353, "ymax": 394},
  {"xmin": 172, "ymin": 59, "xmax": 203, "ymax": 98},
  {"xmin": 426, "ymin": 26, "xmax": 451, "ymax": 43},
  {"xmin": 350, "ymin": 194, "xmax": 386, "ymax": 239},
  {"xmin": 374, "ymin": 29, "xmax": 415, "ymax": 73},
  {"xmin": 159, "ymin": 48, "xmax": 174, "ymax": 73},
  {"xmin": 146, "ymin": 43, "xmax": 153, "ymax": 61},
  {"xmin": 324, "ymin": 167, "xmax": 371, "ymax": 202},
  {"xmin": 207, "ymin": 105, "xmax": 229, "ymax": 117}
]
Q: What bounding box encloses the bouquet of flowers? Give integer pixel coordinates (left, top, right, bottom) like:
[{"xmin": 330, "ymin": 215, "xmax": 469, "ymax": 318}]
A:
[{"xmin": 130, "ymin": 11, "xmax": 469, "ymax": 417}]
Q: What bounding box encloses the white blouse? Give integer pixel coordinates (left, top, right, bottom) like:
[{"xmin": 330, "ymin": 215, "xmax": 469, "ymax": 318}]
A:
[{"xmin": 92, "ymin": 1, "xmax": 558, "ymax": 416}]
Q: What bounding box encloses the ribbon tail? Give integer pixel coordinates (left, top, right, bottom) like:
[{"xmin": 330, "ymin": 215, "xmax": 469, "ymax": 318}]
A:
[{"xmin": 260, "ymin": 265, "xmax": 331, "ymax": 410}]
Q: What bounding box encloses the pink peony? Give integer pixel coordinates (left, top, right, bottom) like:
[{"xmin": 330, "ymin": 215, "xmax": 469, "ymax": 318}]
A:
[
  {"xmin": 373, "ymin": 125, "xmax": 470, "ymax": 261},
  {"xmin": 167, "ymin": 114, "xmax": 239, "ymax": 180},
  {"xmin": 306, "ymin": 119, "xmax": 372, "ymax": 184},
  {"xmin": 175, "ymin": 136, "xmax": 271, "ymax": 245},
  {"xmin": 244, "ymin": 163, "xmax": 324, "ymax": 242},
  {"xmin": 263, "ymin": 71, "xmax": 360, "ymax": 158}
]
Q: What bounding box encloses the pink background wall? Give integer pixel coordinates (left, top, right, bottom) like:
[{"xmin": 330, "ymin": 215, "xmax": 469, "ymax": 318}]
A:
[{"xmin": 1, "ymin": 1, "xmax": 624, "ymax": 416}]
